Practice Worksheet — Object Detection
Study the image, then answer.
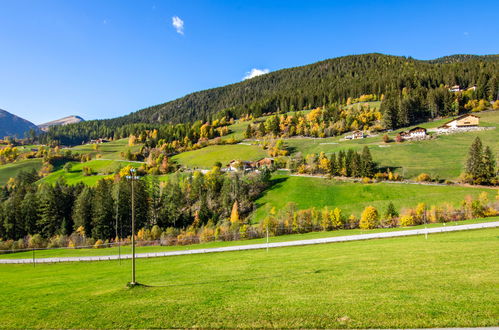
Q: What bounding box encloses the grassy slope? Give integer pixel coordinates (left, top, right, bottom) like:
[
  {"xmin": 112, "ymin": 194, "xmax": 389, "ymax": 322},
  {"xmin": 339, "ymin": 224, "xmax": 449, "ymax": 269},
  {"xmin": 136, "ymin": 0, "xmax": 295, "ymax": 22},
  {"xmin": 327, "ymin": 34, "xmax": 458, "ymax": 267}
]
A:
[
  {"xmin": 172, "ymin": 110, "xmax": 498, "ymax": 178},
  {"xmin": 0, "ymin": 228, "xmax": 497, "ymax": 328},
  {"xmin": 172, "ymin": 144, "xmax": 268, "ymax": 169},
  {"xmin": 0, "ymin": 159, "xmax": 43, "ymax": 185},
  {"xmin": 285, "ymin": 110, "xmax": 499, "ymax": 179},
  {"xmin": 70, "ymin": 138, "xmax": 142, "ymax": 160},
  {"xmin": 253, "ymin": 174, "xmax": 497, "ymax": 222},
  {"xmin": 40, "ymin": 159, "xmax": 141, "ymax": 186},
  {"xmin": 1, "ymin": 217, "xmax": 496, "ymax": 259}
]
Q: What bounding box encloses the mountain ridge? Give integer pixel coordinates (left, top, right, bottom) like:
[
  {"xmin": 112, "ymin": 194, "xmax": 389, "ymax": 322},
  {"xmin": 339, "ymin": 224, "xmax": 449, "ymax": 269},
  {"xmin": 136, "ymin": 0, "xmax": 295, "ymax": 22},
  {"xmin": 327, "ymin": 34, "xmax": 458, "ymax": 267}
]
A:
[
  {"xmin": 38, "ymin": 115, "xmax": 85, "ymax": 131},
  {"xmin": 0, "ymin": 109, "xmax": 39, "ymax": 138}
]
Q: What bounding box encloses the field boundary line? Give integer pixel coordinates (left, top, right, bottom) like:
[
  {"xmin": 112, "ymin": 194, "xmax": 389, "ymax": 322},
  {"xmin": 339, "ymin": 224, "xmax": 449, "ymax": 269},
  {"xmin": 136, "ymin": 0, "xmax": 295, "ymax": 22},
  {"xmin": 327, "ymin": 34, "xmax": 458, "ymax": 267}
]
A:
[{"xmin": 1, "ymin": 221, "xmax": 498, "ymax": 264}]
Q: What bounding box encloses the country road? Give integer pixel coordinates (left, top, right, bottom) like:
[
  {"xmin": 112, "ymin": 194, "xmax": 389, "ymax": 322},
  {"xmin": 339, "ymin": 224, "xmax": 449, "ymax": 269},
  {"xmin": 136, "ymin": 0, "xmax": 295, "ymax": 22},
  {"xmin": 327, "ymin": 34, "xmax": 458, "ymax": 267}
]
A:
[{"xmin": 1, "ymin": 221, "xmax": 497, "ymax": 264}]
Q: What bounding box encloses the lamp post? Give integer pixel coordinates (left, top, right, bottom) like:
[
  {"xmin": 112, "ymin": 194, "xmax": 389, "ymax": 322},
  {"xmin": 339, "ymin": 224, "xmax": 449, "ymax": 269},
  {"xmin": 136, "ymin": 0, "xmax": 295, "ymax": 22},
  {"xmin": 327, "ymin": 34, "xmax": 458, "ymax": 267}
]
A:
[{"xmin": 126, "ymin": 168, "xmax": 140, "ymax": 287}]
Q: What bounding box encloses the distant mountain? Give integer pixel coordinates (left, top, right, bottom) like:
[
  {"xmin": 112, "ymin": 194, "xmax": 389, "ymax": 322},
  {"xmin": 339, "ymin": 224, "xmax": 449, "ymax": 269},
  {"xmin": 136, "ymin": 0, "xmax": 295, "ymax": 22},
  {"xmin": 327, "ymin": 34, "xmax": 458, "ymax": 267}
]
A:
[
  {"xmin": 38, "ymin": 115, "xmax": 85, "ymax": 131},
  {"xmin": 0, "ymin": 109, "xmax": 39, "ymax": 138}
]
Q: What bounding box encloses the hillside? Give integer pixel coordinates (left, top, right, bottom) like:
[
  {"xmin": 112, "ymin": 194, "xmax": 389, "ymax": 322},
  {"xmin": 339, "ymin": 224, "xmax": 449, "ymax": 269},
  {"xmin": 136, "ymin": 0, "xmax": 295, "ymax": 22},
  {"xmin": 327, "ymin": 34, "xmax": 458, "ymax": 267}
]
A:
[
  {"xmin": 42, "ymin": 53, "xmax": 499, "ymax": 144},
  {"xmin": 38, "ymin": 115, "xmax": 84, "ymax": 131},
  {"xmin": 0, "ymin": 109, "xmax": 38, "ymax": 138}
]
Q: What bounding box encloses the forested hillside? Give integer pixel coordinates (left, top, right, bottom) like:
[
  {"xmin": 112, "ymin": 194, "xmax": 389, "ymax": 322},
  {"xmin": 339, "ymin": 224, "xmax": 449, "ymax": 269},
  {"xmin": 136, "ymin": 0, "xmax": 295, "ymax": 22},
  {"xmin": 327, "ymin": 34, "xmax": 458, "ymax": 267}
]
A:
[{"xmin": 42, "ymin": 53, "xmax": 499, "ymax": 145}]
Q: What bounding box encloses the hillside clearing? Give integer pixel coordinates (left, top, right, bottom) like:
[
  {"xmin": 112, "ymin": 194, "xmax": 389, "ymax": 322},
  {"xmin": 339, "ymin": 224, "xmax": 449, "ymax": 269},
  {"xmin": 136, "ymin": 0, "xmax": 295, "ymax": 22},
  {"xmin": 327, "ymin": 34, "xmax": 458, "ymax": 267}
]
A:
[
  {"xmin": 253, "ymin": 174, "xmax": 496, "ymax": 222},
  {"xmin": 0, "ymin": 159, "xmax": 43, "ymax": 185}
]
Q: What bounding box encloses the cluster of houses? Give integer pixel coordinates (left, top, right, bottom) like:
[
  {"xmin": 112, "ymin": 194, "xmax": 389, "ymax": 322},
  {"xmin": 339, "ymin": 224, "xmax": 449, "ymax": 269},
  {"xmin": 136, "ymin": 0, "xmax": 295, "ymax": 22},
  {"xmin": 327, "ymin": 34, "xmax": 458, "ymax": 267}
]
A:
[
  {"xmin": 396, "ymin": 114, "xmax": 481, "ymax": 140},
  {"xmin": 449, "ymin": 85, "xmax": 477, "ymax": 93},
  {"xmin": 226, "ymin": 158, "xmax": 274, "ymax": 172},
  {"xmin": 87, "ymin": 138, "xmax": 110, "ymax": 144}
]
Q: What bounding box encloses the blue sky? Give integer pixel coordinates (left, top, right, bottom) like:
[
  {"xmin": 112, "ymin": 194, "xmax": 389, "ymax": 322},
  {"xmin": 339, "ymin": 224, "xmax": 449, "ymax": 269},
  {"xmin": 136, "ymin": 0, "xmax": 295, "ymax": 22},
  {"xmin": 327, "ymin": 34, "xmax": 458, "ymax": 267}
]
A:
[{"xmin": 0, "ymin": 0, "xmax": 498, "ymax": 124}]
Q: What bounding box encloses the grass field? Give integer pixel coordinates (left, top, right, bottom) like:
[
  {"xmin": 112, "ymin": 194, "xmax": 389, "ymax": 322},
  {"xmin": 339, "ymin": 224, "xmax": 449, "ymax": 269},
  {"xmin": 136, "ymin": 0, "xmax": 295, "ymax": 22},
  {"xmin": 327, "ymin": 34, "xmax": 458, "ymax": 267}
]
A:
[
  {"xmin": 0, "ymin": 159, "xmax": 43, "ymax": 185},
  {"xmin": 40, "ymin": 159, "xmax": 141, "ymax": 185},
  {"xmin": 172, "ymin": 144, "xmax": 268, "ymax": 169},
  {"xmin": 70, "ymin": 139, "xmax": 142, "ymax": 160},
  {"xmin": 0, "ymin": 228, "xmax": 497, "ymax": 328},
  {"xmin": 1, "ymin": 217, "xmax": 496, "ymax": 259},
  {"xmin": 253, "ymin": 174, "xmax": 497, "ymax": 222}
]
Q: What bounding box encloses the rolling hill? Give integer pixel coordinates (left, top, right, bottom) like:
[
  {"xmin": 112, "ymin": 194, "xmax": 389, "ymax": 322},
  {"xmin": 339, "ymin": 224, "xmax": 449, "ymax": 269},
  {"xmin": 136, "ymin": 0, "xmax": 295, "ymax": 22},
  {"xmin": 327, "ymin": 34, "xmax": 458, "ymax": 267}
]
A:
[
  {"xmin": 0, "ymin": 109, "xmax": 38, "ymax": 138},
  {"xmin": 42, "ymin": 53, "xmax": 499, "ymax": 145}
]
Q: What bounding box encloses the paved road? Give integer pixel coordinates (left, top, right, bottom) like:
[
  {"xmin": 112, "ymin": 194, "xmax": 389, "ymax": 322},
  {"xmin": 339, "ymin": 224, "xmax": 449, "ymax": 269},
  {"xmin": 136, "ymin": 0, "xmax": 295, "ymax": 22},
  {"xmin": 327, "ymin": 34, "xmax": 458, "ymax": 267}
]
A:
[{"xmin": 1, "ymin": 221, "xmax": 497, "ymax": 264}]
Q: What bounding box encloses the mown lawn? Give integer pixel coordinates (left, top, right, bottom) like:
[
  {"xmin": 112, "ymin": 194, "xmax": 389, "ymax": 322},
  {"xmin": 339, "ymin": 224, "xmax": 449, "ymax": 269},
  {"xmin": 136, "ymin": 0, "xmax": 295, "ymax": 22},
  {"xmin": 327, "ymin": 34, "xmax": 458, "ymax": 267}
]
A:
[
  {"xmin": 172, "ymin": 144, "xmax": 268, "ymax": 169},
  {"xmin": 0, "ymin": 228, "xmax": 497, "ymax": 328},
  {"xmin": 0, "ymin": 158, "xmax": 43, "ymax": 185},
  {"xmin": 253, "ymin": 175, "xmax": 497, "ymax": 222}
]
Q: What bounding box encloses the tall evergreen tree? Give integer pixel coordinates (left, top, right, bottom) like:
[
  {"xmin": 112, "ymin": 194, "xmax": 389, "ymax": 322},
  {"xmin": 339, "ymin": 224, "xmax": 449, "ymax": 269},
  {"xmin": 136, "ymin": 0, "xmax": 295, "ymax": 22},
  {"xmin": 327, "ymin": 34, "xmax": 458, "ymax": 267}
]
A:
[{"xmin": 73, "ymin": 187, "xmax": 94, "ymax": 237}]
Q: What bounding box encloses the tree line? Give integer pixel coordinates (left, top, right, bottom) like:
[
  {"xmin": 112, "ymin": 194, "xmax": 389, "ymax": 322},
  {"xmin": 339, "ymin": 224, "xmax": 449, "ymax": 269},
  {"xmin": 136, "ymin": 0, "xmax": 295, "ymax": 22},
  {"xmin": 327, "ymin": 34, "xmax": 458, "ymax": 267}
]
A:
[{"xmin": 0, "ymin": 166, "xmax": 271, "ymax": 242}]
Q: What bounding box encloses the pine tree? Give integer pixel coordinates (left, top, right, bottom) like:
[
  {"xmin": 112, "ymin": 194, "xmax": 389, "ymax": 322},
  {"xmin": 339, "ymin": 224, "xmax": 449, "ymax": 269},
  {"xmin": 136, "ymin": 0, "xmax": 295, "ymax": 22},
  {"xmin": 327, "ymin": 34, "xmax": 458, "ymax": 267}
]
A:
[
  {"xmin": 244, "ymin": 124, "xmax": 252, "ymax": 139},
  {"xmin": 466, "ymin": 137, "xmax": 485, "ymax": 183},
  {"xmin": 483, "ymin": 146, "xmax": 496, "ymax": 184},
  {"xmin": 384, "ymin": 202, "xmax": 398, "ymax": 220},
  {"xmin": 73, "ymin": 187, "xmax": 94, "ymax": 237},
  {"xmin": 361, "ymin": 146, "xmax": 376, "ymax": 177}
]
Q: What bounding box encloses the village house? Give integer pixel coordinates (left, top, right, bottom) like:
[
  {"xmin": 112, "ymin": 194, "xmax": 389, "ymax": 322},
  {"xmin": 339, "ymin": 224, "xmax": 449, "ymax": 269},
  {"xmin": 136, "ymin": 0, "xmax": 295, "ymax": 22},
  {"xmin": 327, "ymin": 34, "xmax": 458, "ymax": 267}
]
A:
[
  {"xmin": 226, "ymin": 157, "xmax": 274, "ymax": 172},
  {"xmin": 399, "ymin": 127, "xmax": 428, "ymax": 140},
  {"xmin": 449, "ymin": 85, "xmax": 461, "ymax": 92},
  {"xmin": 345, "ymin": 130, "xmax": 364, "ymax": 140},
  {"xmin": 438, "ymin": 114, "xmax": 480, "ymax": 132}
]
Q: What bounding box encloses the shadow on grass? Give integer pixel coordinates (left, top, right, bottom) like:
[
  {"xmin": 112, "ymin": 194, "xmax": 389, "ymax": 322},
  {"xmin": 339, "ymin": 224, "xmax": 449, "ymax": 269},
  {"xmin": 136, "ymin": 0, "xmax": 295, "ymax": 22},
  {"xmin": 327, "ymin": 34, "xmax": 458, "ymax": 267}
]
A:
[{"xmin": 253, "ymin": 176, "xmax": 288, "ymax": 211}]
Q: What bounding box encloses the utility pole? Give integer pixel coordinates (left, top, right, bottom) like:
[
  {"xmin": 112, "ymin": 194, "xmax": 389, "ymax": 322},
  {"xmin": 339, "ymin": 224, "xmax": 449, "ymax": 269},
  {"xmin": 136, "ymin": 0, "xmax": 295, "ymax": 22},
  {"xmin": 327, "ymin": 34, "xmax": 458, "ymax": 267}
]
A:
[
  {"xmin": 126, "ymin": 168, "xmax": 140, "ymax": 287},
  {"xmin": 115, "ymin": 184, "xmax": 121, "ymax": 264}
]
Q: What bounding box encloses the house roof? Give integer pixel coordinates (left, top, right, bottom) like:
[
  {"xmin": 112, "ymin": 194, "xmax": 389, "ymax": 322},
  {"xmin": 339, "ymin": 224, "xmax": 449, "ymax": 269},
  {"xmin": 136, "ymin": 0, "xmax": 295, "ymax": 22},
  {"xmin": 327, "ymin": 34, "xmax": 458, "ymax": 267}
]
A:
[
  {"xmin": 440, "ymin": 113, "xmax": 480, "ymax": 127},
  {"xmin": 408, "ymin": 126, "xmax": 427, "ymax": 133}
]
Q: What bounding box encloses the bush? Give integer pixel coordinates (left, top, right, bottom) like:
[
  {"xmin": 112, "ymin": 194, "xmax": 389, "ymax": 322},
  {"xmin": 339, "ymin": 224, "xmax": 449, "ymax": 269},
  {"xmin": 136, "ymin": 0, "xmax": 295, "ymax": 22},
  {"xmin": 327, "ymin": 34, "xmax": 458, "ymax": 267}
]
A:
[
  {"xmin": 359, "ymin": 206, "xmax": 379, "ymax": 229},
  {"xmin": 399, "ymin": 214, "xmax": 415, "ymax": 227},
  {"xmin": 382, "ymin": 134, "xmax": 391, "ymax": 143},
  {"xmin": 416, "ymin": 173, "xmax": 431, "ymax": 182},
  {"xmin": 28, "ymin": 234, "xmax": 45, "ymax": 248},
  {"xmin": 93, "ymin": 239, "xmax": 105, "ymax": 248}
]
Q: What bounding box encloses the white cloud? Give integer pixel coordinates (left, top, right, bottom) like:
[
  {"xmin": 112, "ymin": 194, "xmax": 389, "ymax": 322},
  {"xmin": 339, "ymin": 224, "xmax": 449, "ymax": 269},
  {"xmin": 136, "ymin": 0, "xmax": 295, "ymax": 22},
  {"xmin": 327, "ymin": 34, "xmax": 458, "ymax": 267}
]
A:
[
  {"xmin": 243, "ymin": 68, "xmax": 270, "ymax": 80},
  {"xmin": 172, "ymin": 16, "xmax": 184, "ymax": 35}
]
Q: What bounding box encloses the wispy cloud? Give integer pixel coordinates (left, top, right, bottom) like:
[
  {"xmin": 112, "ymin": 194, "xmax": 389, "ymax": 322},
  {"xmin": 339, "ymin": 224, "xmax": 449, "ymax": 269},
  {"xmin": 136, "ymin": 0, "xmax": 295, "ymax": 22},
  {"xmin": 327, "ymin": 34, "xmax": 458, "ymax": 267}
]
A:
[
  {"xmin": 463, "ymin": 31, "xmax": 470, "ymax": 36},
  {"xmin": 243, "ymin": 68, "xmax": 270, "ymax": 80},
  {"xmin": 172, "ymin": 16, "xmax": 184, "ymax": 35}
]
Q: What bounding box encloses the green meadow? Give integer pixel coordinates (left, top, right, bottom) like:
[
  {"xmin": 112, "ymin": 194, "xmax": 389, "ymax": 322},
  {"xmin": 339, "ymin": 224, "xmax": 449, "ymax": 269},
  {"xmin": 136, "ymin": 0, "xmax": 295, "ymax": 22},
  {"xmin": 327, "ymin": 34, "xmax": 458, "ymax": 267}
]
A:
[
  {"xmin": 172, "ymin": 143, "xmax": 267, "ymax": 169},
  {"xmin": 70, "ymin": 138, "xmax": 142, "ymax": 160},
  {"xmin": 252, "ymin": 174, "xmax": 497, "ymax": 222},
  {"xmin": 0, "ymin": 228, "xmax": 497, "ymax": 328},
  {"xmin": 0, "ymin": 158, "xmax": 43, "ymax": 185},
  {"xmin": 40, "ymin": 159, "xmax": 141, "ymax": 186}
]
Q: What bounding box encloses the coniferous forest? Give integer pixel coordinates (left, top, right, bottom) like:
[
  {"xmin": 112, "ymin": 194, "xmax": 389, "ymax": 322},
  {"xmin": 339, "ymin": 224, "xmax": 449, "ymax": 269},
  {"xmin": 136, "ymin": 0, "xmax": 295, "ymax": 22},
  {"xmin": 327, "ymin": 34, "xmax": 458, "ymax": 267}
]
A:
[{"xmin": 41, "ymin": 53, "xmax": 498, "ymax": 146}]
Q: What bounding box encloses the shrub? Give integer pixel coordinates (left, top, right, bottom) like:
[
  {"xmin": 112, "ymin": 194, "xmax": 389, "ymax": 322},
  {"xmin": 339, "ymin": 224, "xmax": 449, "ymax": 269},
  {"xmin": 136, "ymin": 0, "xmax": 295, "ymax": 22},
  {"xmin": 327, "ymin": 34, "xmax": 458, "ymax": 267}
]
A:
[
  {"xmin": 416, "ymin": 173, "xmax": 431, "ymax": 182},
  {"xmin": 28, "ymin": 234, "xmax": 45, "ymax": 248},
  {"xmin": 359, "ymin": 206, "xmax": 379, "ymax": 229},
  {"xmin": 399, "ymin": 214, "xmax": 415, "ymax": 227},
  {"xmin": 382, "ymin": 134, "xmax": 391, "ymax": 143},
  {"xmin": 93, "ymin": 239, "xmax": 105, "ymax": 248}
]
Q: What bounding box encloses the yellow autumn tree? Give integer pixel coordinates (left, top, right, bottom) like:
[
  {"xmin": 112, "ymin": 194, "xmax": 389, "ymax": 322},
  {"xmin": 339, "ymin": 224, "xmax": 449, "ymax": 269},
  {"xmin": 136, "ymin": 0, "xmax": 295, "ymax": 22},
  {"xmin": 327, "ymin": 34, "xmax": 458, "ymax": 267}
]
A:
[
  {"xmin": 230, "ymin": 200, "xmax": 240, "ymax": 224},
  {"xmin": 359, "ymin": 206, "xmax": 379, "ymax": 229}
]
